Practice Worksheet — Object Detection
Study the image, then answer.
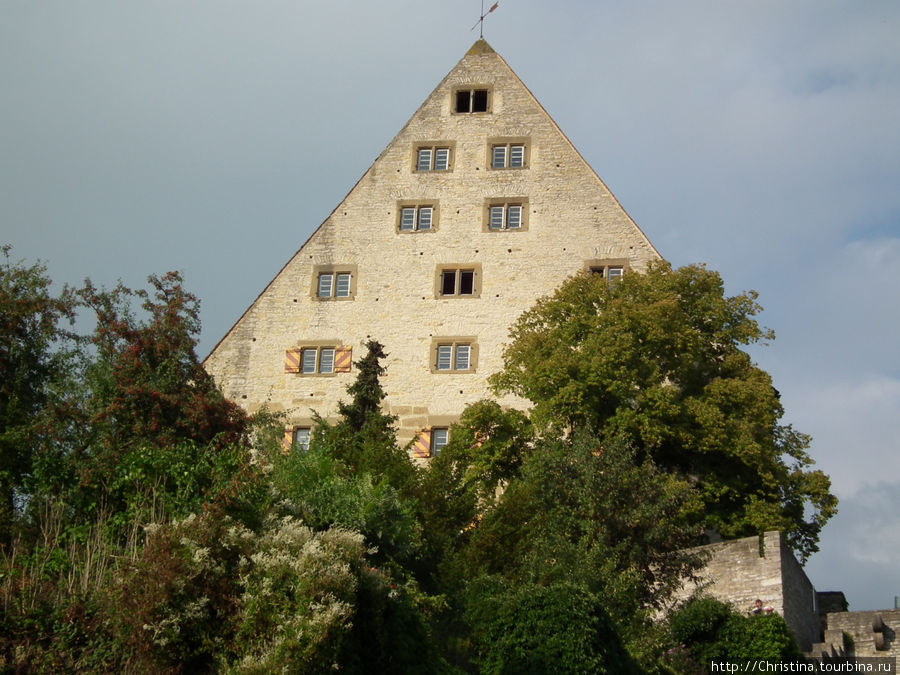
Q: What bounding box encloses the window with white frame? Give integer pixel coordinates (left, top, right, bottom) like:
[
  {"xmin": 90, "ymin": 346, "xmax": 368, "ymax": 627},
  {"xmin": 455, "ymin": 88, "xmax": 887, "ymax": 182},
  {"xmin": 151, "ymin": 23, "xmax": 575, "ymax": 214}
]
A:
[
  {"xmin": 491, "ymin": 143, "xmax": 526, "ymax": 169},
  {"xmin": 312, "ymin": 265, "xmax": 357, "ymax": 300},
  {"xmin": 293, "ymin": 427, "xmax": 311, "ymax": 451},
  {"xmin": 440, "ymin": 268, "xmax": 475, "ymax": 296},
  {"xmin": 431, "ymin": 428, "xmax": 449, "ymax": 456},
  {"xmin": 301, "ymin": 347, "xmax": 335, "ymax": 374},
  {"xmin": 399, "ymin": 205, "xmax": 434, "ymax": 232},
  {"xmin": 455, "ymin": 88, "xmax": 489, "ymax": 113},
  {"xmin": 587, "ymin": 262, "xmax": 626, "ymax": 285},
  {"xmin": 488, "ymin": 203, "xmax": 523, "ymax": 230},
  {"xmin": 285, "ymin": 345, "xmax": 351, "ymax": 376},
  {"xmin": 416, "ymin": 146, "xmax": 451, "ymax": 172},
  {"xmin": 435, "ymin": 342, "xmax": 472, "ymax": 372},
  {"xmin": 317, "ymin": 272, "xmax": 352, "ymax": 298}
]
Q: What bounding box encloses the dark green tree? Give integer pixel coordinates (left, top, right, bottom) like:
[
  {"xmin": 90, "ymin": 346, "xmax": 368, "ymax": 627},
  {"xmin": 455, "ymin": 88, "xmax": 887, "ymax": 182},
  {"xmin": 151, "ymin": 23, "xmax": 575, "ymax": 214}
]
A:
[
  {"xmin": 462, "ymin": 432, "xmax": 705, "ymax": 635},
  {"xmin": 490, "ymin": 262, "xmax": 836, "ymax": 560},
  {"xmin": 68, "ymin": 272, "xmax": 253, "ymax": 528},
  {"xmin": 0, "ymin": 246, "xmax": 77, "ymax": 543},
  {"xmin": 417, "ymin": 400, "xmax": 532, "ymax": 589},
  {"xmin": 464, "ymin": 578, "xmax": 640, "ymax": 675},
  {"xmin": 667, "ymin": 596, "xmax": 803, "ymax": 668},
  {"xmin": 311, "ymin": 340, "xmax": 418, "ymax": 496}
]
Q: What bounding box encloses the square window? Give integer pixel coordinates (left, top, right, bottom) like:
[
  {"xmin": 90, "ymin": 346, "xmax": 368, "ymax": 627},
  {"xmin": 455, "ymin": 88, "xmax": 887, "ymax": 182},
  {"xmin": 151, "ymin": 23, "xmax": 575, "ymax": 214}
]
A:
[
  {"xmin": 295, "ymin": 346, "xmax": 348, "ymax": 375},
  {"xmin": 416, "ymin": 146, "xmax": 451, "ymax": 171},
  {"xmin": 455, "ymin": 88, "xmax": 489, "ymax": 113},
  {"xmin": 433, "ymin": 340, "xmax": 475, "ymax": 373},
  {"xmin": 491, "ymin": 143, "xmax": 526, "ymax": 169},
  {"xmin": 314, "ymin": 268, "xmax": 354, "ymax": 300},
  {"xmin": 439, "ymin": 269, "xmax": 476, "ymax": 296},
  {"xmin": 436, "ymin": 265, "xmax": 480, "ymax": 298},
  {"xmin": 488, "ymin": 203, "xmax": 523, "ymax": 230},
  {"xmin": 431, "ymin": 428, "xmax": 449, "ymax": 456},
  {"xmin": 293, "ymin": 427, "xmax": 311, "ymax": 451},
  {"xmin": 399, "ymin": 205, "xmax": 434, "ymax": 232},
  {"xmin": 586, "ymin": 262, "xmax": 627, "ymax": 286}
]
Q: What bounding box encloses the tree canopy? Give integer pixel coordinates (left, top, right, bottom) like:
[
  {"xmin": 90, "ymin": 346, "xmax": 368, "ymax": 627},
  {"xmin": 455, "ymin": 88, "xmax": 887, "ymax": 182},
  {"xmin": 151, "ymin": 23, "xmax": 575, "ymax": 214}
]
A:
[
  {"xmin": 490, "ymin": 262, "xmax": 836, "ymax": 559},
  {"xmin": 0, "ymin": 246, "xmax": 77, "ymax": 544}
]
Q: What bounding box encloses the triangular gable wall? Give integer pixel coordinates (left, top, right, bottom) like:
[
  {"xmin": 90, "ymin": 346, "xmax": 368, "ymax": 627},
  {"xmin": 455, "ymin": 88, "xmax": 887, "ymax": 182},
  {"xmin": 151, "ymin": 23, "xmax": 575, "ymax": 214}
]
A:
[{"xmin": 205, "ymin": 39, "xmax": 661, "ymax": 447}]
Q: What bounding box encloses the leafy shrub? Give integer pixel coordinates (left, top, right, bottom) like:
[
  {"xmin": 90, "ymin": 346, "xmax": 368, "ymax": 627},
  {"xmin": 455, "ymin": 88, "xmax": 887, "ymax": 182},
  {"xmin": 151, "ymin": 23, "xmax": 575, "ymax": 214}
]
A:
[
  {"xmin": 270, "ymin": 446, "xmax": 421, "ymax": 567},
  {"xmin": 464, "ymin": 578, "xmax": 639, "ymax": 674},
  {"xmin": 667, "ymin": 596, "xmax": 803, "ymax": 669}
]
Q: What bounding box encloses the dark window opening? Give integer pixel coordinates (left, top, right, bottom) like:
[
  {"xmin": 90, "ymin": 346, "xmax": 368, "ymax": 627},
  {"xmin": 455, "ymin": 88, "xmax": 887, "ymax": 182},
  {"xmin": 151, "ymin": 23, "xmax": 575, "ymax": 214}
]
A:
[
  {"xmin": 459, "ymin": 270, "xmax": 474, "ymax": 294},
  {"xmin": 472, "ymin": 89, "xmax": 488, "ymax": 112},
  {"xmin": 440, "ymin": 268, "xmax": 476, "ymax": 296},
  {"xmin": 456, "ymin": 89, "xmax": 489, "ymax": 113},
  {"xmin": 442, "ymin": 271, "xmax": 457, "ymax": 295},
  {"xmin": 456, "ymin": 91, "xmax": 471, "ymax": 113}
]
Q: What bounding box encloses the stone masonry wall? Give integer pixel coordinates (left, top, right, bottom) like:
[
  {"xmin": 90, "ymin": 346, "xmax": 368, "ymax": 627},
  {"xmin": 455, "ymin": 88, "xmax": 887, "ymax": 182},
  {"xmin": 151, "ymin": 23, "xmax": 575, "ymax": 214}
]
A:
[
  {"xmin": 826, "ymin": 609, "xmax": 900, "ymax": 658},
  {"xmin": 671, "ymin": 531, "xmax": 818, "ymax": 651},
  {"xmin": 203, "ymin": 40, "xmax": 660, "ymax": 450}
]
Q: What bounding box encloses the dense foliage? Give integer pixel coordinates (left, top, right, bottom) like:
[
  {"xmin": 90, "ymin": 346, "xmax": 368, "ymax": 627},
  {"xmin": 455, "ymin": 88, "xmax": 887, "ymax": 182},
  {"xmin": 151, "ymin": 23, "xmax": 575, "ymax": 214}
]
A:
[
  {"xmin": 666, "ymin": 596, "xmax": 803, "ymax": 670},
  {"xmin": 490, "ymin": 262, "xmax": 836, "ymax": 560},
  {"xmin": 0, "ymin": 246, "xmax": 77, "ymax": 545},
  {"xmin": 0, "ymin": 251, "xmax": 825, "ymax": 672}
]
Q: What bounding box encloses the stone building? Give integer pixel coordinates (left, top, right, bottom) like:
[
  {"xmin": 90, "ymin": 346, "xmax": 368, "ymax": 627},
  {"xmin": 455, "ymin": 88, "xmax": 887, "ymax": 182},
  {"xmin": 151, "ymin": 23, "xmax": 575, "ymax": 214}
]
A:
[{"xmin": 203, "ymin": 39, "xmax": 660, "ymax": 453}]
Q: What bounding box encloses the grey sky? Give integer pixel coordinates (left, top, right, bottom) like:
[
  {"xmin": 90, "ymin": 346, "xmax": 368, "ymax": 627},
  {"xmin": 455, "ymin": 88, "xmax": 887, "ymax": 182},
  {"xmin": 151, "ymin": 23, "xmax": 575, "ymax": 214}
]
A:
[{"xmin": 2, "ymin": 2, "xmax": 898, "ymax": 610}]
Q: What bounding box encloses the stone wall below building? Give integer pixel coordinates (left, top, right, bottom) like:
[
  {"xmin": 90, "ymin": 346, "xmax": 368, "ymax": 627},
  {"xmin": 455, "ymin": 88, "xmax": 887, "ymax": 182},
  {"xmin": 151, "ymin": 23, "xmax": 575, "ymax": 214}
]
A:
[
  {"xmin": 672, "ymin": 531, "xmax": 819, "ymax": 652},
  {"xmin": 826, "ymin": 609, "xmax": 900, "ymax": 658}
]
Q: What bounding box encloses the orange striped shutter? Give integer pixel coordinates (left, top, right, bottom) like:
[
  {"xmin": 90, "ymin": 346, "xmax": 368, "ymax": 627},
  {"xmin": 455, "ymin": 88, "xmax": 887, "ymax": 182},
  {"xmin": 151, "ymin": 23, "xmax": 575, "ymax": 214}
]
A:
[
  {"xmin": 413, "ymin": 428, "xmax": 432, "ymax": 458},
  {"xmin": 282, "ymin": 427, "xmax": 293, "ymax": 452},
  {"xmin": 284, "ymin": 349, "xmax": 302, "ymax": 373},
  {"xmin": 334, "ymin": 346, "xmax": 352, "ymax": 373}
]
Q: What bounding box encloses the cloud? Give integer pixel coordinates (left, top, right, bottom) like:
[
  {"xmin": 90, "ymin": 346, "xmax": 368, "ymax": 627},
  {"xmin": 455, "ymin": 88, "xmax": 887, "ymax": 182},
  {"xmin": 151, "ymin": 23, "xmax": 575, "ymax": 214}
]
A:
[
  {"xmin": 784, "ymin": 374, "xmax": 900, "ymax": 496},
  {"xmin": 805, "ymin": 481, "xmax": 900, "ymax": 611}
]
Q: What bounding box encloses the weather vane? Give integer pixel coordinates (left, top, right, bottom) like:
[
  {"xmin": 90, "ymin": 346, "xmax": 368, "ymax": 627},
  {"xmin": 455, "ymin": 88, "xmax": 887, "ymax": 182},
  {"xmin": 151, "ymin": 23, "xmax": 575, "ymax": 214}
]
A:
[{"xmin": 471, "ymin": 0, "xmax": 499, "ymax": 38}]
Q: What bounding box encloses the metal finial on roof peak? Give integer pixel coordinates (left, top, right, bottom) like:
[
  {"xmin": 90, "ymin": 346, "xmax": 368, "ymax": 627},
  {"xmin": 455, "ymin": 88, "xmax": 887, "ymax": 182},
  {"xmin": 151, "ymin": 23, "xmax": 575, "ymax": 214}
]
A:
[{"xmin": 471, "ymin": 1, "xmax": 499, "ymax": 38}]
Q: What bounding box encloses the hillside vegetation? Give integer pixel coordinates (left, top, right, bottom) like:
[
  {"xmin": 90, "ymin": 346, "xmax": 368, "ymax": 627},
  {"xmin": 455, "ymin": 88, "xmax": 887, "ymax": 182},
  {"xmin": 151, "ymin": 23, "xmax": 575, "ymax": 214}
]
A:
[{"xmin": 0, "ymin": 249, "xmax": 819, "ymax": 672}]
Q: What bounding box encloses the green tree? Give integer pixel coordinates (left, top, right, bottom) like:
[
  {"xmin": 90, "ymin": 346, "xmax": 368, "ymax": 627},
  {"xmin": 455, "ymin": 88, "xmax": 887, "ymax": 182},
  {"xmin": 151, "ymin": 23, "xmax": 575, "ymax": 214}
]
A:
[
  {"xmin": 311, "ymin": 340, "xmax": 418, "ymax": 496},
  {"xmin": 0, "ymin": 246, "xmax": 77, "ymax": 544},
  {"xmin": 67, "ymin": 272, "xmax": 252, "ymax": 530},
  {"xmin": 464, "ymin": 578, "xmax": 640, "ymax": 675},
  {"xmin": 462, "ymin": 433, "xmax": 704, "ymax": 635},
  {"xmin": 417, "ymin": 401, "xmax": 533, "ymax": 587},
  {"xmin": 490, "ymin": 262, "xmax": 836, "ymax": 559},
  {"xmin": 667, "ymin": 596, "xmax": 803, "ymax": 668}
]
